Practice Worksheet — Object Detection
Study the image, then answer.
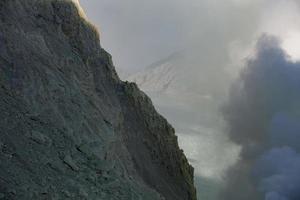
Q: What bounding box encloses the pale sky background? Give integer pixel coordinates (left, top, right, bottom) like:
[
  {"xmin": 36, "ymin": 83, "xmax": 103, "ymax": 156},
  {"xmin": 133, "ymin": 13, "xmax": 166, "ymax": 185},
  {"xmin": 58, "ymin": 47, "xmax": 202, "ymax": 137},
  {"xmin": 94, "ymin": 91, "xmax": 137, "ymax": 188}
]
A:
[
  {"xmin": 78, "ymin": 0, "xmax": 300, "ymax": 176},
  {"xmin": 77, "ymin": 0, "xmax": 300, "ymax": 199},
  {"xmin": 74, "ymin": 0, "xmax": 300, "ymax": 200},
  {"xmin": 79, "ymin": 0, "xmax": 300, "ymax": 72}
]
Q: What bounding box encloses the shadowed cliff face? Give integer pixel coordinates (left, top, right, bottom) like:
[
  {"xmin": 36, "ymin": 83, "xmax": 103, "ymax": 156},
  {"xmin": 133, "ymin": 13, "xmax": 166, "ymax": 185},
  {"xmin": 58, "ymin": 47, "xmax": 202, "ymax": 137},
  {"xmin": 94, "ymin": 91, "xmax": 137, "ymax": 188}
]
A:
[{"xmin": 0, "ymin": 0, "xmax": 196, "ymax": 199}]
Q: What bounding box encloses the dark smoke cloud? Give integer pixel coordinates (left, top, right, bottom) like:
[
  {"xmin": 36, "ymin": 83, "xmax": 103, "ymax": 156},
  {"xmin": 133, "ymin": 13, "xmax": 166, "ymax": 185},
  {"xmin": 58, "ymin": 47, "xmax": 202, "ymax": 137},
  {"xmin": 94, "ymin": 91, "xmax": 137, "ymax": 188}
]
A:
[
  {"xmin": 254, "ymin": 147, "xmax": 300, "ymax": 200},
  {"xmin": 221, "ymin": 35, "xmax": 300, "ymax": 200}
]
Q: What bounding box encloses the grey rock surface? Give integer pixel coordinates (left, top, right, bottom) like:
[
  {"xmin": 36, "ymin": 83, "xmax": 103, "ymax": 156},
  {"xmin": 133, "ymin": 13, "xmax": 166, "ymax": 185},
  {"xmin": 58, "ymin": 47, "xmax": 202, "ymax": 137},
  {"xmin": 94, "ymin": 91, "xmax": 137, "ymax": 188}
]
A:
[{"xmin": 0, "ymin": 0, "xmax": 196, "ymax": 199}]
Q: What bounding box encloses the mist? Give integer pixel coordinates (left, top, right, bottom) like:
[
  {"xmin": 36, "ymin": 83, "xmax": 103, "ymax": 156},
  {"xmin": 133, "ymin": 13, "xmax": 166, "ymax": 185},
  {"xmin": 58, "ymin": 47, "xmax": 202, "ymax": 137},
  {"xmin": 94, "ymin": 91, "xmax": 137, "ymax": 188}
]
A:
[
  {"xmin": 80, "ymin": 0, "xmax": 265, "ymax": 72},
  {"xmin": 78, "ymin": 0, "xmax": 300, "ymax": 199}
]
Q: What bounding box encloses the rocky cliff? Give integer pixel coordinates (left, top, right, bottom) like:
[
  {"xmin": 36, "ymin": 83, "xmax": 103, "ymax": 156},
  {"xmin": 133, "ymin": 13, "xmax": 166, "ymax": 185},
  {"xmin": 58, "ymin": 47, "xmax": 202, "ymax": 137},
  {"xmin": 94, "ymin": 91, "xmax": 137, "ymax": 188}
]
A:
[{"xmin": 0, "ymin": 0, "xmax": 196, "ymax": 199}]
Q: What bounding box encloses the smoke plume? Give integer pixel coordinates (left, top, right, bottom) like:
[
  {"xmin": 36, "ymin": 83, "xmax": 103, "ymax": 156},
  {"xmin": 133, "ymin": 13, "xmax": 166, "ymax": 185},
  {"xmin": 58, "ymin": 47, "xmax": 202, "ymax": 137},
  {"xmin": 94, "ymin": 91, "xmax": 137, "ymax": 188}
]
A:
[{"xmin": 221, "ymin": 34, "xmax": 300, "ymax": 200}]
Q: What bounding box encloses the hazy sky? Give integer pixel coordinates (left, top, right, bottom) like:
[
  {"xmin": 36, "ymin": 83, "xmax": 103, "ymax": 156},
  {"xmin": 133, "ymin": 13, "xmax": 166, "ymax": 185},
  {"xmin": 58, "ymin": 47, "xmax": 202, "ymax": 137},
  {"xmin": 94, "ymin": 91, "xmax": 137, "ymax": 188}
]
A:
[
  {"xmin": 77, "ymin": 1, "xmax": 300, "ymax": 199},
  {"xmin": 79, "ymin": 0, "xmax": 300, "ymax": 72}
]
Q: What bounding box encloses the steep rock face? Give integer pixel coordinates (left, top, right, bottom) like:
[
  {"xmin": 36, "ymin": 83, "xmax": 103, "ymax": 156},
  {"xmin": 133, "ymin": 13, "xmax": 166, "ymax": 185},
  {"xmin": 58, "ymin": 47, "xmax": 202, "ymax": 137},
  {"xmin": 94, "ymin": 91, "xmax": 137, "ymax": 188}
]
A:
[
  {"xmin": 0, "ymin": 0, "xmax": 196, "ymax": 199},
  {"xmin": 126, "ymin": 49, "xmax": 238, "ymax": 200}
]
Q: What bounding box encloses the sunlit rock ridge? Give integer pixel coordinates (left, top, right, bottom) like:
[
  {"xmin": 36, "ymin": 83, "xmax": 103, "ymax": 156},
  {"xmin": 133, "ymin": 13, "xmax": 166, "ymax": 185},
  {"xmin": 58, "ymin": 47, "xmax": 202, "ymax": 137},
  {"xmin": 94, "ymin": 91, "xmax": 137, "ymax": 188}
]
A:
[{"xmin": 0, "ymin": 0, "xmax": 196, "ymax": 199}]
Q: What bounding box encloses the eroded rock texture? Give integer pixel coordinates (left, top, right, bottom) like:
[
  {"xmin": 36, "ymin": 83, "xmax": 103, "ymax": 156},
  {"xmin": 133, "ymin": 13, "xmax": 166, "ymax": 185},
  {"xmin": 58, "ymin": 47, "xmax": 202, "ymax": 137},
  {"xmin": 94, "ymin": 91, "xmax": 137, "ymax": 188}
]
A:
[{"xmin": 0, "ymin": 0, "xmax": 196, "ymax": 199}]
